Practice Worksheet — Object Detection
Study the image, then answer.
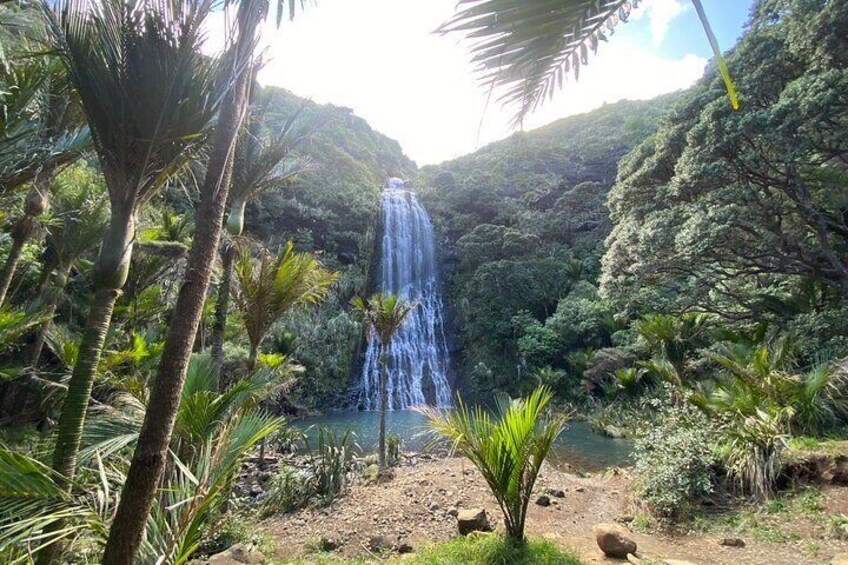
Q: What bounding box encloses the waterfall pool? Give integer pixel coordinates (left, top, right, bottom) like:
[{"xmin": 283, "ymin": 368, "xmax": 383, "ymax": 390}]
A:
[{"xmin": 290, "ymin": 410, "xmax": 631, "ymax": 473}]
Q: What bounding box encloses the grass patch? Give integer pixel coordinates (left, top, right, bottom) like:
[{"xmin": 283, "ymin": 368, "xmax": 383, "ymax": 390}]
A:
[{"xmin": 406, "ymin": 534, "xmax": 581, "ymax": 565}]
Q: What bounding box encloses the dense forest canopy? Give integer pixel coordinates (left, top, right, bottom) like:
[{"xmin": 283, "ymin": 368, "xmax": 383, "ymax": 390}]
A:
[{"xmin": 418, "ymin": 96, "xmax": 676, "ymax": 395}]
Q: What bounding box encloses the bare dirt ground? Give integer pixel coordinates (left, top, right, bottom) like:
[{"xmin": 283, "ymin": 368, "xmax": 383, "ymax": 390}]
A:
[{"xmin": 262, "ymin": 455, "xmax": 848, "ymax": 564}]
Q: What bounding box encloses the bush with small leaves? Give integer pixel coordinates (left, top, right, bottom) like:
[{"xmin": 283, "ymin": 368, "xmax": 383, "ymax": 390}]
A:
[{"xmin": 633, "ymin": 397, "xmax": 716, "ymax": 518}]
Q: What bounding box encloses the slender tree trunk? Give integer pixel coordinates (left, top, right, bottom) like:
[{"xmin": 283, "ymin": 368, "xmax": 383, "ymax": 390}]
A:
[
  {"xmin": 210, "ymin": 242, "xmax": 236, "ymax": 388},
  {"xmin": 101, "ymin": 66, "xmax": 251, "ymax": 565},
  {"xmin": 37, "ymin": 288, "xmax": 120, "ymax": 564},
  {"xmin": 0, "ymin": 228, "xmax": 28, "ymax": 307},
  {"xmin": 0, "ymin": 178, "xmax": 50, "ymax": 307},
  {"xmin": 38, "ymin": 210, "xmax": 134, "ymax": 565},
  {"xmin": 29, "ymin": 268, "xmax": 69, "ymax": 368},
  {"xmin": 378, "ymin": 351, "xmax": 387, "ymax": 469}
]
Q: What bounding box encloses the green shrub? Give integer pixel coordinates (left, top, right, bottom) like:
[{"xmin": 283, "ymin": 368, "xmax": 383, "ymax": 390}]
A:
[
  {"xmin": 633, "ymin": 399, "xmax": 716, "ymax": 518},
  {"xmin": 417, "ymin": 387, "xmax": 568, "ymax": 543},
  {"xmin": 387, "ymin": 434, "xmax": 402, "ymax": 467},
  {"xmin": 260, "ymin": 466, "xmax": 313, "ymax": 516}
]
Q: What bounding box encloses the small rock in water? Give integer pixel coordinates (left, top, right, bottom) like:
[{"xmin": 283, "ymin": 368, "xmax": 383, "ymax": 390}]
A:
[
  {"xmin": 593, "ymin": 523, "xmax": 637, "ymax": 559},
  {"xmin": 457, "ymin": 508, "xmax": 493, "ymax": 535},
  {"xmin": 535, "ymin": 494, "xmax": 551, "ymax": 507}
]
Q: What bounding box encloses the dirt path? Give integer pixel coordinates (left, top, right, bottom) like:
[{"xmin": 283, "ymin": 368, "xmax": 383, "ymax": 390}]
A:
[{"xmin": 262, "ymin": 456, "xmax": 848, "ymax": 564}]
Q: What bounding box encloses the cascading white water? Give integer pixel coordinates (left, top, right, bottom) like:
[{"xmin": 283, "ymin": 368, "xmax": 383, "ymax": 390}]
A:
[{"xmin": 356, "ymin": 178, "xmax": 452, "ymax": 410}]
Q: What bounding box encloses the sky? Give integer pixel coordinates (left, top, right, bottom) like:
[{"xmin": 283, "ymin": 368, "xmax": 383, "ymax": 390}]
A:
[{"xmin": 210, "ymin": 1, "xmax": 753, "ymax": 165}]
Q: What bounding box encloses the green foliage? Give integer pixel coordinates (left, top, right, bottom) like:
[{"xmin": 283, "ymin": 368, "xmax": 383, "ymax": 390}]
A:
[
  {"xmin": 233, "ymin": 242, "xmax": 337, "ymax": 365},
  {"xmin": 420, "ymin": 97, "xmax": 672, "ymax": 394},
  {"xmin": 261, "ymin": 425, "xmax": 355, "ymax": 517},
  {"xmin": 408, "ymin": 534, "xmax": 581, "ymax": 565},
  {"xmin": 633, "ymin": 398, "xmax": 716, "ymax": 518},
  {"xmin": 601, "ymin": 0, "xmax": 848, "ymax": 352},
  {"xmin": 417, "ymin": 387, "xmax": 568, "ymax": 542},
  {"xmin": 386, "ymin": 434, "xmax": 401, "ymax": 467}
]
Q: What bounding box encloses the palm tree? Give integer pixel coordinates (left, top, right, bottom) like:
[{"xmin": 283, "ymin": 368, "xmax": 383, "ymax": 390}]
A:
[
  {"xmin": 0, "ymin": 356, "xmax": 282, "ymax": 563},
  {"xmin": 29, "ymin": 165, "xmax": 109, "ymax": 368},
  {"xmin": 0, "ymin": 47, "xmax": 89, "ymax": 306},
  {"xmin": 439, "ymin": 0, "xmax": 738, "ymax": 125},
  {"xmin": 38, "ymin": 0, "xmax": 225, "ymax": 559},
  {"xmin": 233, "ymin": 242, "xmax": 337, "ymax": 371},
  {"xmin": 351, "ymin": 292, "xmax": 415, "ymax": 468},
  {"xmin": 416, "ymin": 386, "xmax": 569, "ymax": 544},
  {"xmin": 104, "ymin": 2, "xmax": 310, "ymax": 561},
  {"xmin": 210, "ymin": 98, "xmax": 314, "ymax": 380}
]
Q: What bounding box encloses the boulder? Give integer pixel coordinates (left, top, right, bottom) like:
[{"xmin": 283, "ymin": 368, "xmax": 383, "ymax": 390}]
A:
[
  {"xmin": 206, "ymin": 543, "xmax": 266, "ymax": 564},
  {"xmin": 457, "ymin": 508, "xmax": 493, "ymax": 535},
  {"xmin": 593, "ymin": 523, "xmax": 637, "ymax": 559}
]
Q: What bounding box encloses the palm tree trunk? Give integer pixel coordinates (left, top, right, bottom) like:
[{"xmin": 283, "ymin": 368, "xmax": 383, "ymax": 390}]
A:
[
  {"xmin": 38, "ymin": 210, "xmax": 134, "ymax": 565},
  {"xmin": 210, "ymin": 243, "xmax": 236, "ymax": 388},
  {"xmin": 29, "ymin": 268, "xmax": 69, "ymax": 368},
  {"xmin": 0, "ymin": 227, "xmax": 28, "ymax": 307},
  {"xmin": 378, "ymin": 351, "xmax": 388, "ymax": 469},
  {"xmin": 37, "ymin": 287, "xmax": 121, "ymax": 565},
  {"xmin": 101, "ymin": 64, "xmax": 251, "ymax": 565}
]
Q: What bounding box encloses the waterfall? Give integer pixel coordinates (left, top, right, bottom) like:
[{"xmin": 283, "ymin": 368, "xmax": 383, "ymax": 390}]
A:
[{"xmin": 356, "ymin": 179, "xmax": 452, "ymax": 410}]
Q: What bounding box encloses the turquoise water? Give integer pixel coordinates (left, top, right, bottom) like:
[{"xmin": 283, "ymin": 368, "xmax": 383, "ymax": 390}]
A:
[{"xmin": 290, "ymin": 410, "xmax": 631, "ymax": 473}]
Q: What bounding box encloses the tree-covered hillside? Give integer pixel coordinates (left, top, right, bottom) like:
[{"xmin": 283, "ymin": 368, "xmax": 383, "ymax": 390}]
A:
[
  {"xmin": 235, "ymin": 86, "xmax": 417, "ymax": 408},
  {"xmin": 418, "ymin": 96, "xmax": 677, "ymax": 396}
]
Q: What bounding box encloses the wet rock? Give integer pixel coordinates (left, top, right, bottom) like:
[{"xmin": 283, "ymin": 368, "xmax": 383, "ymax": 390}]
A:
[
  {"xmin": 719, "ymin": 537, "xmax": 745, "ymax": 547},
  {"xmin": 207, "ymin": 543, "xmax": 266, "ymax": 564},
  {"xmin": 535, "ymin": 495, "xmax": 551, "ymax": 507},
  {"xmin": 593, "ymin": 523, "xmax": 637, "ymax": 559},
  {"xmin": 457, "ymin": 508, "xmax": 493, "ymax": 535}
]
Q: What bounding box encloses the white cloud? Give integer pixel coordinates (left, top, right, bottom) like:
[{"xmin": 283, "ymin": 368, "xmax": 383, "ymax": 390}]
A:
[
  {"xmin": 631, "ymin": 0, "xmax": 689, "ymax": 46},
  {"xmin": 203, "ymin": 0, "xmax": 706, "ymax": 165}
]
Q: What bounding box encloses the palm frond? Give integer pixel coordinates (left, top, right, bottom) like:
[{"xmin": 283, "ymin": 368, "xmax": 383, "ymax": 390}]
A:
[{"xmin": 440, "ymin": 0, "xmax": 738, "ymax": 125}]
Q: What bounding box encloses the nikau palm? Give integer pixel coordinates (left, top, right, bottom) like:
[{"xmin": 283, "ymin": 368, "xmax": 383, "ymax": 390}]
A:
[
  {"xmin": 40, "ymin": 0, "xmax": 225, "ymax": 559},
  {"xmin": 233, "ymin": 242, "xmax": 337, "ymax": 371},
  {"xmin": 351, "ymin": 292, "xmax": 415, "ymax": 468},
  {"xmin": 440, "ymin": 0, "xmax": 738, "ymax": 125},
  {"xmin": 105, "ymin": 2, "xmax": 310, "ymax": 561},
  {"xmin": 417, "ymin": 386, "xmax": 568, "ymax": 544},
  {"xmin": 210, "ymin": 98, "xmax": 314, "ymax": 379},
  {"xmin": 0, "ymin": 47, "xmax": 89, "ymax": 307}
]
